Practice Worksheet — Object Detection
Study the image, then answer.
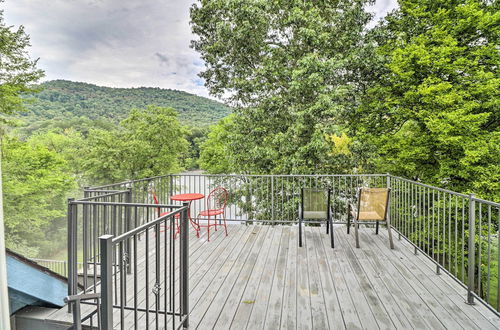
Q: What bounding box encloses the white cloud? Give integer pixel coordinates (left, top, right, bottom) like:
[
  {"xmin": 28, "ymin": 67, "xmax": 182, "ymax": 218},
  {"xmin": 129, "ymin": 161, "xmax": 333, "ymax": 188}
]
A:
[
  {"xmin": 2, "ymin": 0, "xmax": 398, "ymax": 99},
  {"xmin": 367, "ymin": 0, "xmax": 399, "ymax": 26}
]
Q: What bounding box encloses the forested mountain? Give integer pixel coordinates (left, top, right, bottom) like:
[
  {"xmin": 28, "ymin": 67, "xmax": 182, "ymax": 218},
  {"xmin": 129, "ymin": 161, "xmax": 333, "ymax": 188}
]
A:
[{"xmin": 21, "ymin": 80, "xmax": 230, "ymax": 126}]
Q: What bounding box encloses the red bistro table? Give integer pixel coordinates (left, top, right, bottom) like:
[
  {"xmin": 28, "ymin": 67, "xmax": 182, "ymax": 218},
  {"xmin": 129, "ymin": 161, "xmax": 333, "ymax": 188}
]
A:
[{"xmin": 170, "ymin": 193, "xmax": 204, "ymax": 236}]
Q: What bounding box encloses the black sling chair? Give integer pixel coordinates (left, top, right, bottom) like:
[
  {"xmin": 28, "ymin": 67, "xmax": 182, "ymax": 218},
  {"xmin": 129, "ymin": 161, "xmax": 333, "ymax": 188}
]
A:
[{"xmin": 299, "ymin": 188, "xmax": 334, "ymax": 248}]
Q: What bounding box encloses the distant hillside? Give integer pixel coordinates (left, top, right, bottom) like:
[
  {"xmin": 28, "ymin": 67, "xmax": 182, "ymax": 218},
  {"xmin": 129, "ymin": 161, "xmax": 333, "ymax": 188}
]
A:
[{"xmin": 21, "ymin": 80, "xmax": 231, "ymax": 126}]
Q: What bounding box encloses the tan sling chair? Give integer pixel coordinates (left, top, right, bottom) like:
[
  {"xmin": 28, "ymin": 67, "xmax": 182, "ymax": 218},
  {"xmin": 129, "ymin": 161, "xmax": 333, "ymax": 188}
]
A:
[{"xmin": 347, "ymin": 188, "xmax": 394, "ymax": 249}]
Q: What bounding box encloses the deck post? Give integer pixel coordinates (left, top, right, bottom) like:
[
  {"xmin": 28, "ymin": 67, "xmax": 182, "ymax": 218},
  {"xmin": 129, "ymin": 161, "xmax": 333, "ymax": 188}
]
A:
[
  {"xmin": 125, "ymin": 187, "xmax": 132, "ymax": 274},
  {"xmin": 67, "ymin": 198, "xmax": 76, "ymax": 313},
  {"xmin": 467, "ymin": 194, "xmax": 475, "ymax": 305},
  {"xmin": 386, "ymin": 174, "xmax": 391, "ymax": 224},
  {"xmin": 100, "ymin": 234, "xmax": 114, "ymax": 329},
  {"xmin": 271, "ymin": 176, "xmax": 275, "ymax": 225},
  {"xmin": 386, "ymin": 175, "xmax": 394, "ymax": 249},
  {"xmin": 181, "ymin": 202, "xmax": 190, "ymax": 328}
]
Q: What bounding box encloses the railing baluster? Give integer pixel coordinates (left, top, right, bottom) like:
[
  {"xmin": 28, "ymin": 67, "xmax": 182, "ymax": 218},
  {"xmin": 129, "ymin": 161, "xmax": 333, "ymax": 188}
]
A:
[
  {"xmin": 145, "ymin": 222, "xmax": 150, "ymax": 328},
  {"xmin": 462, "ymin": 197, "xmax": 465, "ymax": 282},
  {"xmin": 467, "ymin": 194, "xmax": 476, "ymax": 304},
  {"xmin": 134, "ymin": 231, "xmax": 138, "ymax": 329},
  {"xmin": 497, "ymin": 208, "xmax": 499, "ymax": 311},
  {"xmin": 119, "ymin": 241, "xmax": 125, "ymax": 330},
  {"xmin": 181, "ymin": 202, "xmax": 189, "ymax": 328},
  {"xmin": 486, "ymin": 205, "xmax": 491, "ymax": 305}
]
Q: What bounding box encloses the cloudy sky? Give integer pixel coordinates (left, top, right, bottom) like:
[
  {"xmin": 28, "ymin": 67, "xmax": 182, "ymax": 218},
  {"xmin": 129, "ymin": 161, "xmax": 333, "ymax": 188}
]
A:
[{"xmin": 3, "ymin": 0, "xmax": 398, "ymax": 99}]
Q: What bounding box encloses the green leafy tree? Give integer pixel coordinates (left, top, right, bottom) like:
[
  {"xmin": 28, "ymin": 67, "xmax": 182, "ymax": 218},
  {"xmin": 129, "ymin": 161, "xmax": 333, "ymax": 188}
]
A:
[
  {"xmin": 0, "ymin": 1, "xmax": 44, "ymax": 115},
  {"xmin": 198, "ymin": 115, "xmax": 236, "ymax": 173},
  {"xmin": 183, "ymin": 126, "xmax": 209, "ymax": 170},
  {"xmin": 191, "ymin": 0, "xmax": 375, "ymax": 174},
  {"xmin": 27, "ymin": 129, "xmax": 86, "ymax": 184},
  {"xmin": 81, "ymin": 128, "xmax": 130, "ymax": 184},
  {"xmin": 1, "ymin": 136, "xmax": 75, "ymax": 256},
  {"xmin": 82, "ymin": 105, "xmax": 189, "ymax": 184},
  {"xmin": 354, "ymin": 0, "xmax": 499, "ymax": 201}
]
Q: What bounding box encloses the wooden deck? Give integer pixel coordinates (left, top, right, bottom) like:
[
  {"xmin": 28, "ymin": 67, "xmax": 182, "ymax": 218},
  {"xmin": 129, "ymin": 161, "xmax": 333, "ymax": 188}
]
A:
[{"xmin": 46, "ymin": 223, "xmax": 499, "ymax": 329}]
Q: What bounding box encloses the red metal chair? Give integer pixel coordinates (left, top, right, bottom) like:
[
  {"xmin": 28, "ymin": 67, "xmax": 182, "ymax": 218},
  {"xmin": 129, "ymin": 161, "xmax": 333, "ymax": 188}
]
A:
[
  {"xmin": 197, "ymin": 187, "xmax": 228, "ymax": 242},
  {"xmin": 151, "ymin": 190, "xmax": 180, "ymax": 237}
]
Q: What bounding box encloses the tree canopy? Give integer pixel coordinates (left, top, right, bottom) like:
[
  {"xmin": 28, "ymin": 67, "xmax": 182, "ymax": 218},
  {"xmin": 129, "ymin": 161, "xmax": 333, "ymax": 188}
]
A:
[
  {"xmin": 19, "ymin": 80, "xmax": 231, "ymax": 129},
  {"xmin": 191, "ymin": 0, "xmax": 375, "ymax": 174},
  {"xmin": 353, "ymin": 0, "xmax": 499, "ymax": 200},
  {"xmin": 193, "ymin": 0, "xmax": 499, "ymax": 201},
  {"xmin": 82, "ymin": 105, "xmax": 189, "ymax": 184},
  {"xmin": 2, "ymin": 136, "xmax": 75, "ymax": 256},
  {"xmin": 0, "ymin": 1, "xmax": 44, "ymax": 115}
]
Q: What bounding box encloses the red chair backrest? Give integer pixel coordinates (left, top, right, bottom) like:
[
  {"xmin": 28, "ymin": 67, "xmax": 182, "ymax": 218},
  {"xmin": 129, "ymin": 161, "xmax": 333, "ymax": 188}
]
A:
[
  {"xmin": 152, "ymin": 191, "xmax": 159, "ymax": 204},
  {"xmin": 207, "ymin": 187, "xmax": 228, "ymax": 212},
  {"xmin": 151, "ymin": 190, "xmax": 161, "ymax": 216}
]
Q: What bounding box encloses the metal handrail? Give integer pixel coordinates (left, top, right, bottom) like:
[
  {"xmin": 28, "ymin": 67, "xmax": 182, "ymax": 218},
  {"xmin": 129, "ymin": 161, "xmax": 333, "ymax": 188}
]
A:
[
  {"xmin": 65, "ymin": 293, "xmax": 101, "ymax": 330},
  {"xmin": 77, "ymin": 190, "xmax": 129, "ymax": 202},
  {"xmin": 387, "ymin": 175, "xmax": 471, "ymax": 198},
  {"xmin": 70, "ymin": 200, "xmax": 181, "ymax": 208},
  {"xmin": 112, "ymin": 206, "xmax": 187, "ymax": 244}
]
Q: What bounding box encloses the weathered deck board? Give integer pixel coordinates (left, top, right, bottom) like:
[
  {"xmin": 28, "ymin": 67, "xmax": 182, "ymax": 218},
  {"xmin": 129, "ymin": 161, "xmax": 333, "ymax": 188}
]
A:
[
  {"xmin": 337, "ymin": 230, "xmax": 413, "ymax": 329},
  {"xmin": 263, "ymin": 226, "xmax": 290, "ymax": 329},
  {"xmin": 363, "ymin": 229, "xmax": 469, "ymax": 329},
  {"xmin": 352, "ymin": 229, "xmax": 449, "ymax": 330},
  {"xmin": 196, "ymin": 225, "xmax": 268, "ymax": 329},
  {"xmin": 304, "ymin": 229, "xmax": 329, "ymax": 329},
  {"xmin": 318, "ymin": 228, "xmax": 362, "ymax": 329},
  {"xmin": 295, "ymin": 226, "xmax": 312, "ymax": 330},
  {"xmin": 138, "ymin": 224, "xmax": 240, "ymax": 328},
  {"xmin": 375, "ymin": 230, "xmax": 499, "ymax": 329},
  {"xmin": 246, "ymin": 226, "xmax": 283, "ymax": 329},
  {"xmin": 45, "ymin": 224, "xmax": 499, "ymax": 329},
  {"xmin": 189, "ymin": 225, "xmax": 260, "ymax": 327},
  {"xmin": 212, "ymin": 225, "xmax": 270, "ymax": 329},
  {"xmin": 229, "ymin": 226, "xmax": 277, "ymax": 329},
  {"xmin": 280, "ymin": 223, "xmax": 298, "ymax": 330}
]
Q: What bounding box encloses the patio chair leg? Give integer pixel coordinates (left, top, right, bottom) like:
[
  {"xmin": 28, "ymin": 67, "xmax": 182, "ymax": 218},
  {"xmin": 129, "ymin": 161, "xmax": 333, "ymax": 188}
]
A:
[
  {"xmin": 376, "ymin": 221, "xmax": 379, "ymax": 235},
  {"xmin": 299, "ymin": 217, "xmax": 303, "ymax": 247},
  {"xmin": 386, "ymin": 220, "xmax": 394, "ymax": 249},
  {"xmin": 207, "ymin": 216, "xmax": 210, "ymax": 242},
  {"xmin": 223, "ymin": 214, "xmax": 228, "ymax": 236},
  {"xmin": 329, "ymin": 216, "xmax": 334, "ymax": 249},
  {"xmin": 354, "ymin": 219, "xmax": 360, "ymax": 248}
]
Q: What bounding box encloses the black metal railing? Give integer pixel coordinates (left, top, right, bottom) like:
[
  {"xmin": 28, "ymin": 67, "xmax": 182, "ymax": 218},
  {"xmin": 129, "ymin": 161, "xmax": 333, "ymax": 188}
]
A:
[
  {"xmin": 30, "ymin": 258, "xmax": 83, "ymax": 277},
  {"xmin": 389, "ymin": 175, "xmax": 499, "ymax": 315},
  {"xmin": 68, "ymin": 172, "xmax": 499, "ymax": 326},
  {"xmin": 67, "ymin": 187, "xmax": 190, "ymax": 329},
  {"xmin": 90, "ymin": 173, "xmax": 388, "ymax": 224}
]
